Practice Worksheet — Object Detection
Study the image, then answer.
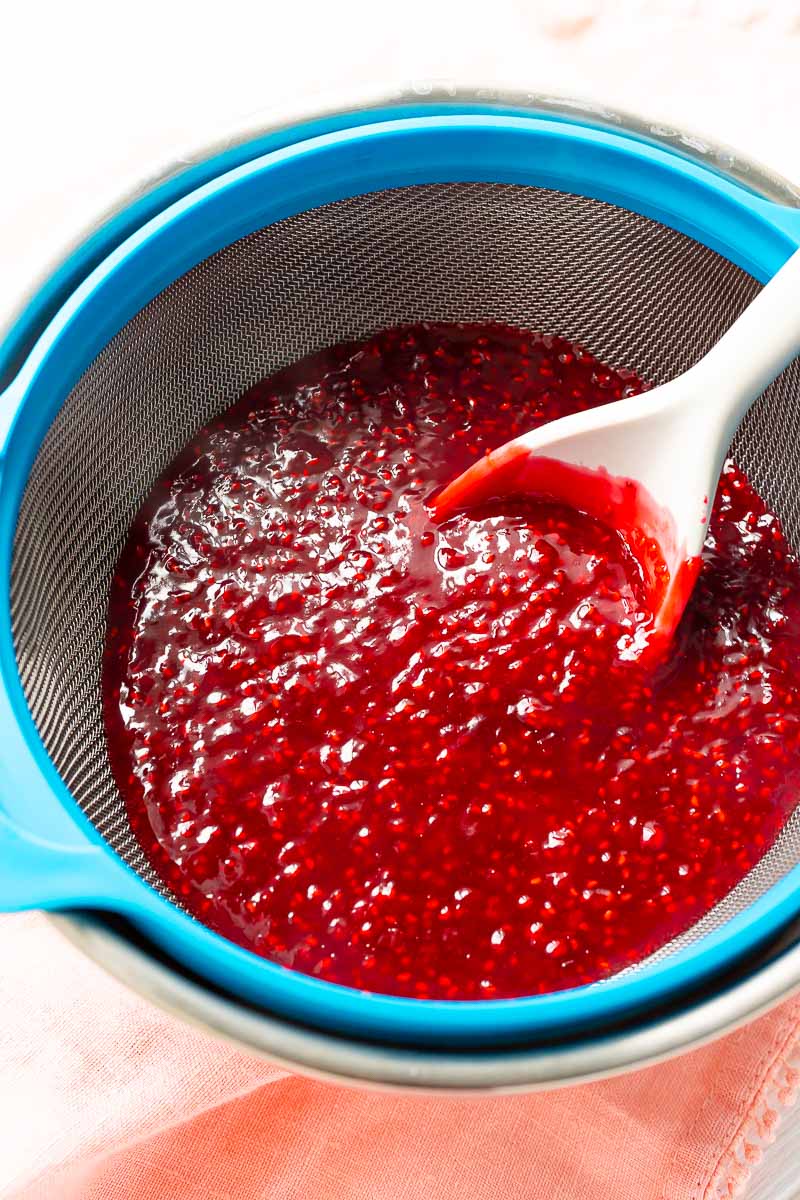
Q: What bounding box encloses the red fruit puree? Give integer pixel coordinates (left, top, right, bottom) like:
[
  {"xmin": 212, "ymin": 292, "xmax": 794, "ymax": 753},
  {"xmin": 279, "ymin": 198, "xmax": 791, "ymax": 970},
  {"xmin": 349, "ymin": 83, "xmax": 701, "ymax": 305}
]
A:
[{"xmin": 104, "ymin": 323, "xmax": 800, "ymax": 1000}]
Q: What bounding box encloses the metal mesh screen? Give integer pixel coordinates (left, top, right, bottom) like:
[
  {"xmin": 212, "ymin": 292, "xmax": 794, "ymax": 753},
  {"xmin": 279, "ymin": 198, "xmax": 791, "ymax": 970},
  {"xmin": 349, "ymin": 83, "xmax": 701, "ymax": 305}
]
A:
[{"xmin": 10, "ymin": 182, "xmax": 800, "ymax": 964}]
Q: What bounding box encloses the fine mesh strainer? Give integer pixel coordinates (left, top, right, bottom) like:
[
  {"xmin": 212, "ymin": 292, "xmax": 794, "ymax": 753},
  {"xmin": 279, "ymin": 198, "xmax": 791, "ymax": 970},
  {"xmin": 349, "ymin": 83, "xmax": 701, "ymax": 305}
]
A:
[{"xmin": 3, "ymin": 111, "xmax": 800, "ymax": 1050}]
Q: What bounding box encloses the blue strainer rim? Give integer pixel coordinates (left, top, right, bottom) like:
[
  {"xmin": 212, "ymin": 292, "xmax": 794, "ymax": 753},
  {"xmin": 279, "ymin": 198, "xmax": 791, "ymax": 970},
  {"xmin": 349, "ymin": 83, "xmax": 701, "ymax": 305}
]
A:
[{"xmin": 2, "ymin": 111, "xmax": 800, "ymax": 1047}]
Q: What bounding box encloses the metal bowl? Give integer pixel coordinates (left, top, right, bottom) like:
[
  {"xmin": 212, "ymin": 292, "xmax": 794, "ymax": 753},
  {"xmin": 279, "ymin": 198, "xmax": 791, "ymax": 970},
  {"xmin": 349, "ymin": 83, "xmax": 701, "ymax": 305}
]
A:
[{"xmin": 4, "ymin": 83, "xmax": 800, "ymax": 1089}]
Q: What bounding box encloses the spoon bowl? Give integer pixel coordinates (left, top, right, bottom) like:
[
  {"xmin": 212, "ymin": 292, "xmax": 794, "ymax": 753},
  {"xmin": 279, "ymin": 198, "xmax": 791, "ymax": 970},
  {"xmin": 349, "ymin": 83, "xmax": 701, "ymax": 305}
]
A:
[{"xmin": 433, "ymin": 248, "xmax": 800, "ymax": 647}]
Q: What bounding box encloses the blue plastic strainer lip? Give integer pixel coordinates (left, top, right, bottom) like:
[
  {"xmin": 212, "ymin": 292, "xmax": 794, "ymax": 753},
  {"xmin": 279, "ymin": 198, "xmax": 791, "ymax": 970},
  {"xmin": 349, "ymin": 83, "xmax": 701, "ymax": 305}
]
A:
[
  {"xmin": 2, "ymin": 111, "xmax": 800, "ymax": 1048},
  {"xmin": 2, "ymin": 92, "xmax": 787, "ymax": 391}
]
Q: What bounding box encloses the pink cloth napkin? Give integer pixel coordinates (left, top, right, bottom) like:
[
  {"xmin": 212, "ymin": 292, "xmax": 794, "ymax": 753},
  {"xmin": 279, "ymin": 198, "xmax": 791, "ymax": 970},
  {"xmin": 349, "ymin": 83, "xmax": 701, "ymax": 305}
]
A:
[{"xmin": 1, "ymin": 911, "xmax": 798, "ymax": 1200}]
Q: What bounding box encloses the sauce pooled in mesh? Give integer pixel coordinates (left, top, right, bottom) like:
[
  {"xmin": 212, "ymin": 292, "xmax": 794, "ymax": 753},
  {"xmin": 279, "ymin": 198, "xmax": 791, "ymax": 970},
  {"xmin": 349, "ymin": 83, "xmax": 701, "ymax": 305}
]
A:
[{"xmin": 104, "ymin": 323, "xmax": 800, "ymax": 999}]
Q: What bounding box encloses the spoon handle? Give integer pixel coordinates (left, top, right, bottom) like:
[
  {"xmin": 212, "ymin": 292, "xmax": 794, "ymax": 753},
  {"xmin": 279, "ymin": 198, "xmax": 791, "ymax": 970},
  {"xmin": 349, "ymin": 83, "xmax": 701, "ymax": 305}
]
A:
[{"xmin": 689, "ymin": 247, "xmax": 800, "ymax": 435}]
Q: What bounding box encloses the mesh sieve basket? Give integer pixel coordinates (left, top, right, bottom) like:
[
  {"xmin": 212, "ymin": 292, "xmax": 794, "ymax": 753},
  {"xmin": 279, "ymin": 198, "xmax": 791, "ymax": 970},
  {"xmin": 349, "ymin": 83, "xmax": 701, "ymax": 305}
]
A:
[{"xmin": 3, "ymin": 110, "xmax": 800, "ymax": 1049}]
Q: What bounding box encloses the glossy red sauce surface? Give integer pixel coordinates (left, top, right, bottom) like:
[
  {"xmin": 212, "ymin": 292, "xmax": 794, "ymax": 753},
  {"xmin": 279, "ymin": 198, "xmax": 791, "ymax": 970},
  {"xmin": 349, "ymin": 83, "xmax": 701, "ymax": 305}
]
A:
[{"xmin": 103, "ymin": 323, "xmax": 800, "ymax": 999}]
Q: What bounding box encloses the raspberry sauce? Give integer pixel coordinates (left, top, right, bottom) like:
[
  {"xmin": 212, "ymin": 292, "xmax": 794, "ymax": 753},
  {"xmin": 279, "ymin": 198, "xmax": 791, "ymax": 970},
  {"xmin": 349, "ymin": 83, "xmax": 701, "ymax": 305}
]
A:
[{"xmin": 103, "ymin": 323, "xmax": 800, "ymax": 1000}]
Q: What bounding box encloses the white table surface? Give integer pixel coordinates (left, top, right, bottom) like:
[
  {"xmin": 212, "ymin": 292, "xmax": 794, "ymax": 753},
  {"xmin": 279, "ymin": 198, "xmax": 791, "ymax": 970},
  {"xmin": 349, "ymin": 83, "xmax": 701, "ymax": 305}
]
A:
[{"xmin": 3, "ymin": 1, "xmax": 800, "ymax": 1195}]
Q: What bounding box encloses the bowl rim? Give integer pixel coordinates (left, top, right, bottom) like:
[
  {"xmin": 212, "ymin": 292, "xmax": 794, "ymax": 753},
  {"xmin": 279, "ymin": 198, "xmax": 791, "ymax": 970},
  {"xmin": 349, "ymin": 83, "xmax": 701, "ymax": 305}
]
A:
[{"xmin": 50, "ymin": 909, "xmax": 800, "ymax": 1092}]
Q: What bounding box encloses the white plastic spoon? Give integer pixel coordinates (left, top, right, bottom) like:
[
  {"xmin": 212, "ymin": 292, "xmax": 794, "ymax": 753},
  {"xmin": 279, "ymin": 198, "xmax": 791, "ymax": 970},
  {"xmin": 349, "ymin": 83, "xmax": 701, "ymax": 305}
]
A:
[{"xmin": 432, "ymin": 249, "xmax": 800, "ymax": 652}]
